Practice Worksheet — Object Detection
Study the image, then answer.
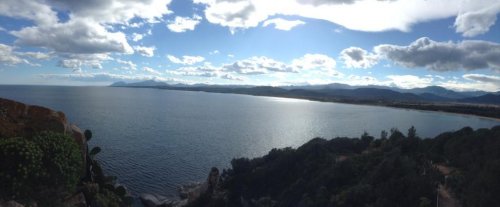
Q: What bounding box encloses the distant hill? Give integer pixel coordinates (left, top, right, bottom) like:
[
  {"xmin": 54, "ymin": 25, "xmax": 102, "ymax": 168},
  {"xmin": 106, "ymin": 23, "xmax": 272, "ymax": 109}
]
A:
[
  {"xmin": 460, "ymin": 94, "xmax": 500, "ymax": 105},
  {"xmin": 401, "ymin": 86, "xmax": 469, "ymax": 99},
  {"xmin": 110, "ymin": 80, "xmax": 168, "ymax": 87},
  {"xmin": 110, "ymin": 81, "xmax": 499, "ymax": 105}
]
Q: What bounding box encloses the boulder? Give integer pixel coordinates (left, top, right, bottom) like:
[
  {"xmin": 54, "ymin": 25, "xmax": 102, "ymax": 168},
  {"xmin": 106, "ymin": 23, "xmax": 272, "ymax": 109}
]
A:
[{"xmin": 139, "ymin": 194, "xmax": 176, "ymax": 207}]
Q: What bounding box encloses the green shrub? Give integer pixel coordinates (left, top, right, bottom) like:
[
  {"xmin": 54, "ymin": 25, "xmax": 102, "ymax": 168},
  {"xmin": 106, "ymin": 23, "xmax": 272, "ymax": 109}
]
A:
[
  {"xmin": 32, "ymin": 131, "xmax": 83, "ymax": 191},
  {"xmin": 0, "ymin": 138, "xmax": 43, "ymax": 199}
]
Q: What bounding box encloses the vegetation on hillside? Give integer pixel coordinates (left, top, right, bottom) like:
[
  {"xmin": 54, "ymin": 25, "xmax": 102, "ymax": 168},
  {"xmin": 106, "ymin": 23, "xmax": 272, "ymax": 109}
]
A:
[
  {"xmin": 192, "ymin": 125, "xmax": 500, "ymax": 207},
  {"xmin": 0, "ymin": 132, "xmax": 83, "ymax": 206},
  {"xmin": 0, "ymin": 130, "xmax": 132, "ymax": 207}
]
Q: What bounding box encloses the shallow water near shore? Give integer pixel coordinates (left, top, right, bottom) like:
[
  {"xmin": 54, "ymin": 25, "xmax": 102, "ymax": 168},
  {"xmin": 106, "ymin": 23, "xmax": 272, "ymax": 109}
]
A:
[{"xmin": 0, "ymin": 85, "xmax": 498, "ymax": 197}]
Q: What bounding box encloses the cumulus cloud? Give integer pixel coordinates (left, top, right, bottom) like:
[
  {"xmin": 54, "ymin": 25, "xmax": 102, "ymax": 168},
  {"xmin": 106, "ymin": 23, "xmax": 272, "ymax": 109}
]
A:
[
  {"xmin": 224, "ymin": 56, "xmax": 293, "ymax": 74},
  {"xmin": 0, "ymin": 44, "xmax": 27, "ymax": 65},
  {"xmin": 374, "ymin": 37, "xmax": 500, "ymax": 72},
  {"xmin": 454, "ymin": 3, "xmax": 500, "ymax": 37},
  {"xmin": 166, "ymin": 65, "xmax": 244, "ymax": 81},
  {"xmin": 339, "ymin": 47, "xmax": 378, "ymax": 69},
  {"xmin": 0, "ymin": 0, "xmax": 58, "ymax": 26},
  {"xmin": 1, "ymin": 0, "xmax": 172, "ymax": 70},
  {"xmin": 194, "ymin": 0, "xmax": 498, "ymax": 36},
  {"xmin": 169, "ymin": 54, "xmax": 337, "ymax": 78},
  {"xmin": 49, "ymin": 0, "xmax": 172, "ymax": 25},
  {"xmin": 262, "ymin": 18, "xmax": 305, "ymax": 30},
  {"xmin": 57, "ymin": 53, "xmax": 111, "ymax": 70},
  {"xmin": 134, "ymin": 46, "xmax": 155, "ymax": 57},
  {"xmin": 167, "ymin": 15, "xmax": 202, "ymax": 32},
  {"xmin": 291, "ymin": 54, "xmax": 337, "ymax": 73},
  {"xmin": 12, "ymin": 20, "xmax": 134, "ymax": 54},
  {"xmin": 167, "ymin": 55, "xmax": 205, "ymax": 65},
  {"xmin": 143, "ymin": 66, "xmax": 162, "ymax": 75}
]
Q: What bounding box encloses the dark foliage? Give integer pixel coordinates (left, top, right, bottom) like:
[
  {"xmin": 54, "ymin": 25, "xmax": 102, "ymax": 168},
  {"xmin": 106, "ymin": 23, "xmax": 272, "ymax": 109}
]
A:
[{"xmin": 198, "ymin": 126, "xmax": 500, "ymax": 207}]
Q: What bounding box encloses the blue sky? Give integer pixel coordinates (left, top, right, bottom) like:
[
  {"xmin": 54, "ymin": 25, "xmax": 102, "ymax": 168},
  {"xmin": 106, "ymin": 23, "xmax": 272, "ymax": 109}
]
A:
[{"xmin": 0, "ymin": 0, "xmax": 499, "ymax": 91}]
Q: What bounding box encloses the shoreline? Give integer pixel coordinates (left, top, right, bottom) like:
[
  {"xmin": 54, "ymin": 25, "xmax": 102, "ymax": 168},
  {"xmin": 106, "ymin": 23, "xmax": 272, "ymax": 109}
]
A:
[{"xmin": 118, "ymin": 86, "xmax": 500, "ymax": 121}]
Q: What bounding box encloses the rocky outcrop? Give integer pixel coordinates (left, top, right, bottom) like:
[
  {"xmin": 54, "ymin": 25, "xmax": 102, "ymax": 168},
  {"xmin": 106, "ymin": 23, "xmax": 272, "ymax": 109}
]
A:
[
  {"xmin": 0, "ymin": 98, "xmax": 87, "ymax": 174},
  {"xmin": 140, "ymin": 167, "xmax": 221, "ymax": 207}
]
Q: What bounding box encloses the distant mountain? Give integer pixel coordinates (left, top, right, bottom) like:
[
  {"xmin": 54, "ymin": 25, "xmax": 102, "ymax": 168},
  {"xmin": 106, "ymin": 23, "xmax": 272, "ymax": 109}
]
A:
[
  {"xmin": 417, "ymin": 92, "xmax": 453, "ymax": 102},
  {"xmin": 319, "ymin": 88, "xmax": 425, "ymax": 102},
  {"xmin": 460, "ymin": 94, "xmax": 500, "ymax": 105},
  {"xmin": 109, "ymin": 81, "xmax": 127, "ymax": 87},
  {"xmin": 283, "ymin": 83, "xmax": 355, "ymax": 90},
  {"xmin": 110, "ymin": 80, "xmax": 168, "ymax": 87},
  {"xmin": 400, "ymin": 86, "xmax": 469, "ymax": 99},
  {"xmin": 111, "ymin": 81, "xmax": 499, "ymax": 104}
]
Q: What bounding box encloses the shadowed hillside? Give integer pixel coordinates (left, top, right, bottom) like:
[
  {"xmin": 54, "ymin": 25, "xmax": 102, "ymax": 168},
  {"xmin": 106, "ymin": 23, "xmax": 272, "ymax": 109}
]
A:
[{"xmin": 188, "ymin": 126, "xmax": 500, "ymax": 207}]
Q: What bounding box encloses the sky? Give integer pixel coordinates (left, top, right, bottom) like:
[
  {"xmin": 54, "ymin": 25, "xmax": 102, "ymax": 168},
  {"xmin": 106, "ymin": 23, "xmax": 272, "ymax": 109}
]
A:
[{"xmin": 0, "ymin": 0, "xmax": 499, "ymax": 91}]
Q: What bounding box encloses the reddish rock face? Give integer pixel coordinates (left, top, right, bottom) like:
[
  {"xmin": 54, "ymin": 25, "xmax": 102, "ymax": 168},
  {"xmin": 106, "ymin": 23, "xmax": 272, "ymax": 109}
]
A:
[
  {"xmin": 0, "ymin": 98, "xmax": 87, "ymax": 173},
  {"xmin": 0, "ymin": 98, "xmax": 70, "ymax": 138}
]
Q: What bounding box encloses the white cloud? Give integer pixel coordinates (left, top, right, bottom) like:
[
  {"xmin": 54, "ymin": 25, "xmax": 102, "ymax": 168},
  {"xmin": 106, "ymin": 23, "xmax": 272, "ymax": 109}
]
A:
[
  {"xmin": 374, "ymin": 37, "xmax": 500, "ymax": 72},
  {"xmin": 1, "ymin": 0, "xmax": 172, "ymax": 70},
  {"xmin": 166, "ymin": 65, "xmax": 244, "ymax": 81},
  {"xmin": 0, "ymin": 0, "xmax": 58, "ymax": 26},
  {"xmin": 194, "ymin": 0, "xmax": 498, "ymax": 36},
  {"xmin": 224, "ymin": 56, "xmax": 293, "ymax": 74},
  {"xmin": 39, "ymin": 72, "xmax": 184, "ymax": 84},
  {"xmin": 22, "ymin": 51, "xmax": 52, "ymax": 60},
  {"xmin": 463, "ymin": 73, "xmax": 500, "ymax": 83},
  {"xmin": 169, "ymin": 54, "xmax": 337, "ymax": 77},
  {"xmin": 131, "ymin": 33, "xmax": 144, "ymax": 42},
  {"xmin": 0, "ymin": 44, "xmax": 27, "ymax": 65},
  {"xmin": 262, "ymin": 18, "xmax": 305, "ymax": 30},
  {"xmin": 291, "ymin": 54, "xmax": 337, "ymax": 73},
  {"xmin": 386, "ymin": 75, "xmax": 434, "ymax": 89},
  {"xmin": 346, "ymin": 75, "xmax": 380, "ymax": 85},
  {"xmin": 143, "ymin": 66, "xmax": 162, "ymax": 75},
  {"xmin": 58, "ymin": 59, "xmax": 83, "ymax": 70},
  {"xmin": 220, "ymin": 73, "xmax": 244, "ymax": 81},
  {"xmin": 57, "ymin": 53, "xmax": 111, "ymax": 70},
  {"xmin": 12, "ymin": 19, "xmax": 134, "ymax": 54},
  {"xmin": 131, "ymin": 30, "xmax": 152, "ymax": 42},
  {"xmin": 454, "ymin": 3, "xmax": 500, "ymax": 37},
  {"xmin": 439, "ymin": 74, "xmax": 500, "ymax": 92},
  {"xmin": 209, "ymin": 50, "xmax": 220, "ymax": 55},
  {"xmin": 167, "ymin": 55, "xmax": 205, "ymax": 65},
  {"xmin": 134, "ymin": 46, "xmax": 155, "ymax": 57},
  {"xmin": 116, "ymin": 59, "xmax": 137, "ymax": 70},
  {"xmin": 50, "ymin": 0, "xmax": 173, "ymax": 25},
  {"xmin": 339, "ymin": 47, "xmax": 378, "ymax": 69},
  {"xmin": 166, "ymin": 15, "xmax": 202, "ymax": 32}
]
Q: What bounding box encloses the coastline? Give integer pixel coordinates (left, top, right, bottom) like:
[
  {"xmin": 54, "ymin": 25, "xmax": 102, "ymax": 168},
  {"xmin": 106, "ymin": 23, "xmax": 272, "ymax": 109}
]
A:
[{"xmin": 116, "ymin": 85, "xmax": 500, "ymax": 121}]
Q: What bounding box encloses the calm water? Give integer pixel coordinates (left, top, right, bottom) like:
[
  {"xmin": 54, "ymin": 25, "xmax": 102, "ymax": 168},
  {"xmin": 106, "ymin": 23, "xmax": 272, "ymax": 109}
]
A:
[{"xmin": 0, "ymin": 85, "xmax": 498, "ymax": 197}]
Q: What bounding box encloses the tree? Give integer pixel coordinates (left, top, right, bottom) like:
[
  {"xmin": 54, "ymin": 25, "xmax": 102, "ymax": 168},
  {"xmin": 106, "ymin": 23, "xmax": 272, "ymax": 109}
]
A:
[{"xmin": 408, "ymin": 126, "xmax": 417, "ymax": 139}]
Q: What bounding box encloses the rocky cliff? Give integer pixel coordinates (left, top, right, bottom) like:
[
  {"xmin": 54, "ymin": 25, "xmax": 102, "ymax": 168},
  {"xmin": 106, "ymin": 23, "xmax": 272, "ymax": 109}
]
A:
[{"xmin": 0, "ymin": 98, "xmax": 87, "ymax": 175}]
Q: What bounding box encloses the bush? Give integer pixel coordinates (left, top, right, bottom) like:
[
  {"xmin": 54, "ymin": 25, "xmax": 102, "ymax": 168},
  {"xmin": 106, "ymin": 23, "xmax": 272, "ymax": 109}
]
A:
[
  {"xmin": 32, "ymin": 131, "xmax": 83, "ymax": 191},
  {"xmin": 0, "ymin": 138, "xmax": 43, "ymax": 199}
]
